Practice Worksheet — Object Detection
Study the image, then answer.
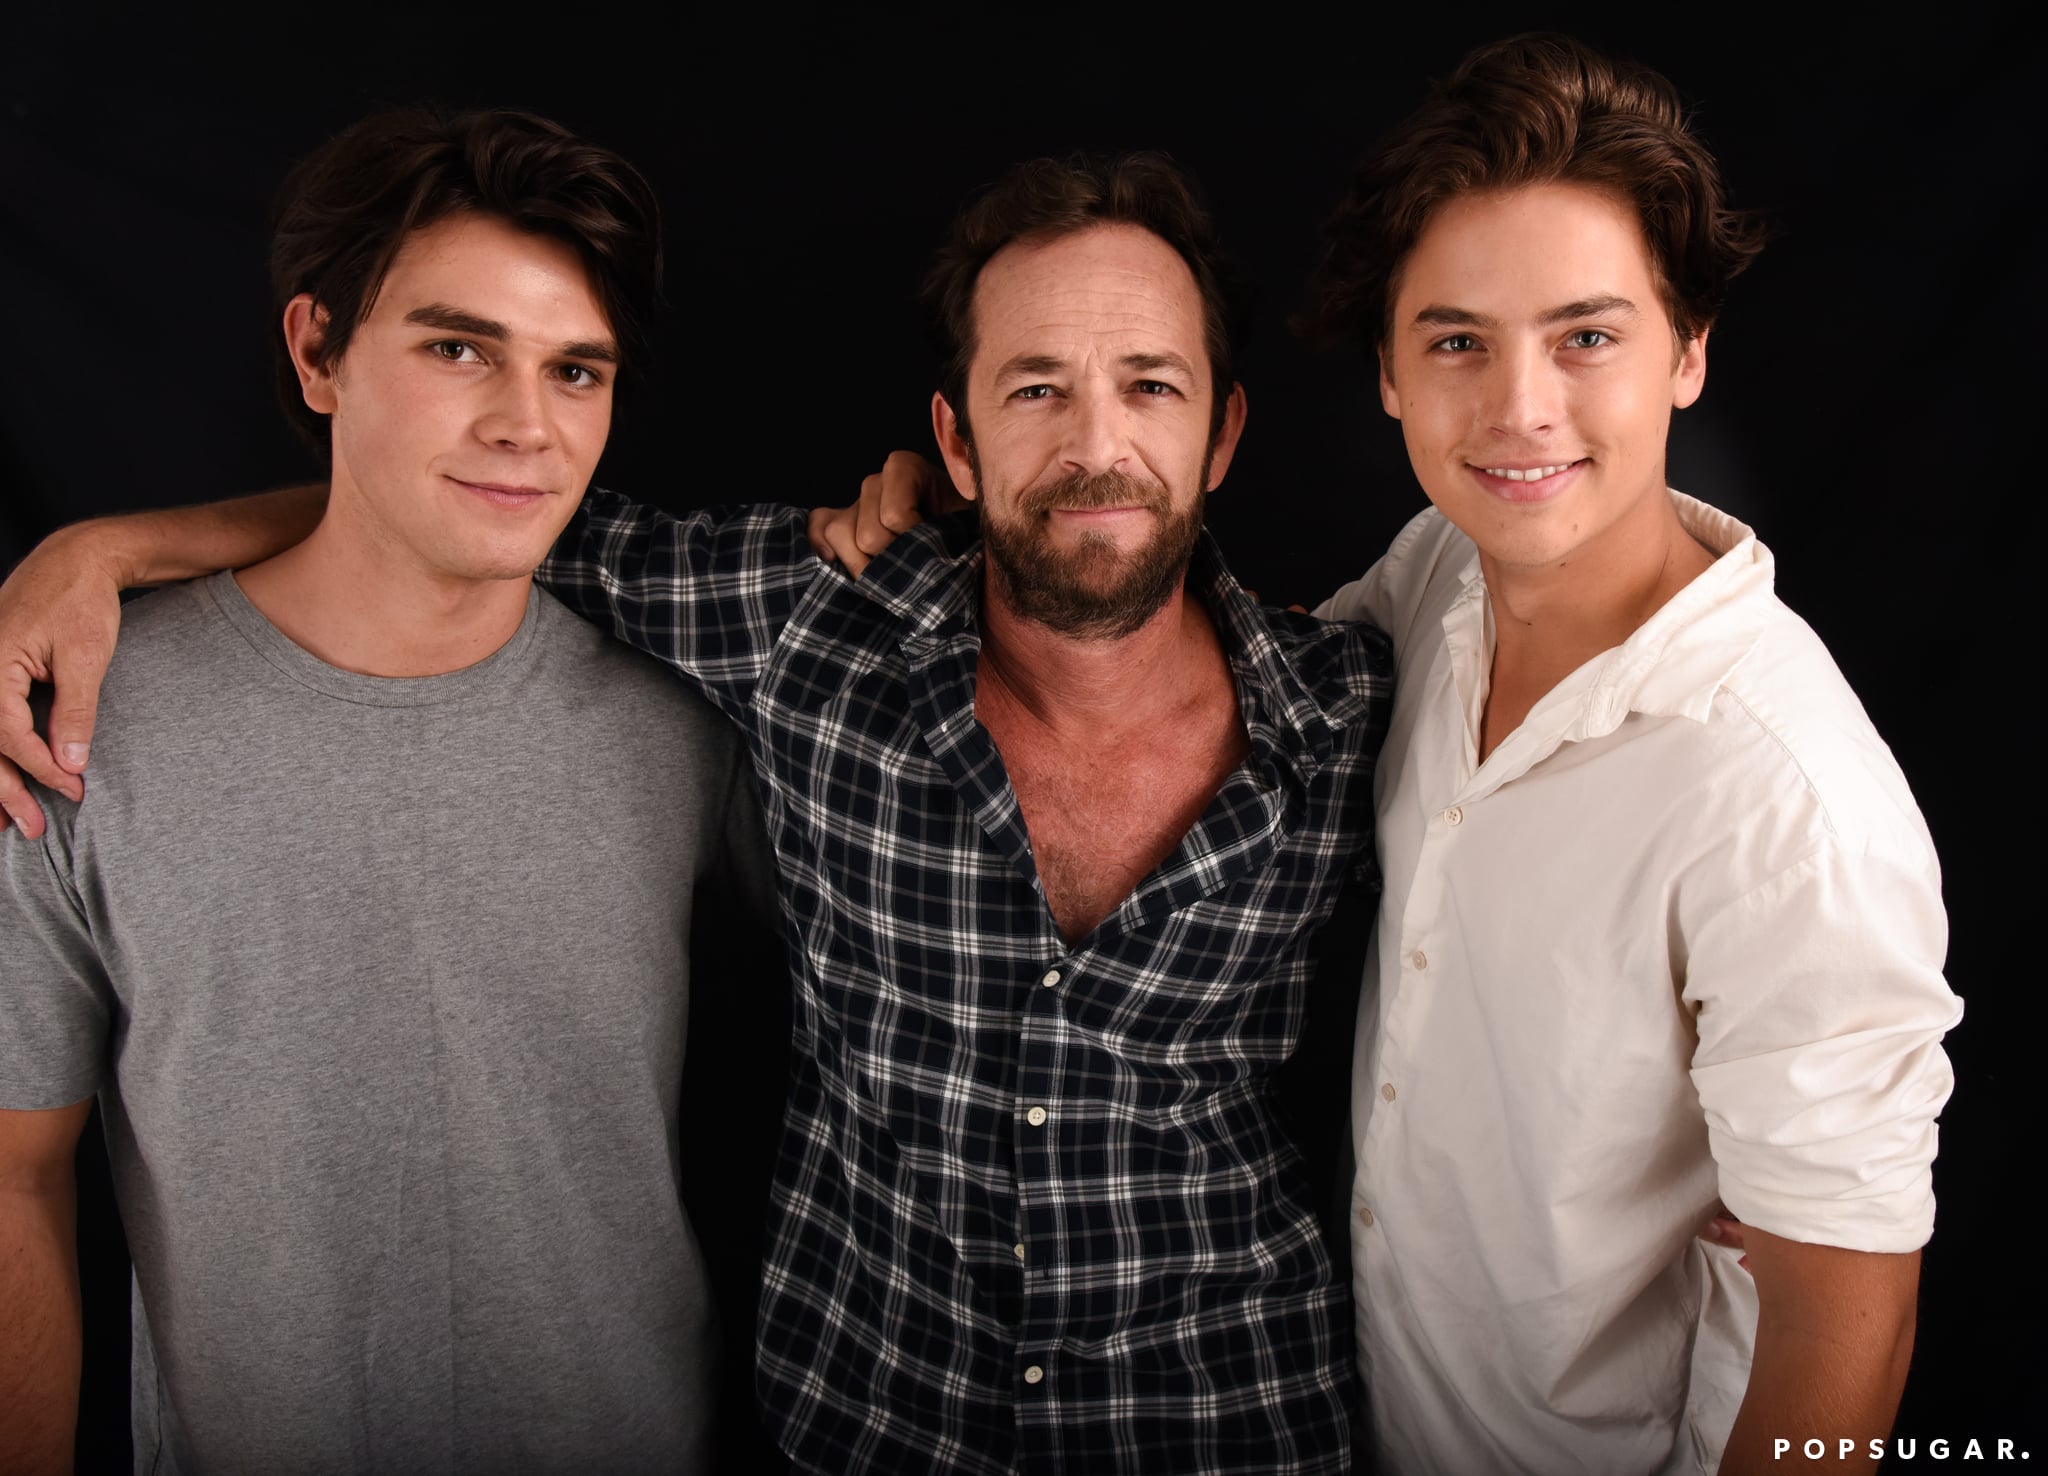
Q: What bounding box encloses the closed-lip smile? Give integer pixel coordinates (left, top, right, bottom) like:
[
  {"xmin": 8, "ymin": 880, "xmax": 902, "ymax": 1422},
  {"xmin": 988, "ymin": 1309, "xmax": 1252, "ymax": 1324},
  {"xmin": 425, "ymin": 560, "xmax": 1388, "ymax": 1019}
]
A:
[{"xmin": 449, "ymin": 476, "xmax": 551, "ymax": 507}]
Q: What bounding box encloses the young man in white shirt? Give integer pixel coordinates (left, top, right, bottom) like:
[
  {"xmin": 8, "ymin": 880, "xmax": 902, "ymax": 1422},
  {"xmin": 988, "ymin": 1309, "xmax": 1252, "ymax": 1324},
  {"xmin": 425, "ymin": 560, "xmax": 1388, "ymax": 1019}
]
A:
[
  {"xmin": 1297, "ymin": 33, "xmax": 1959, "ymax": 1475},
  {"xmin": 802, "ymin": 31, "xmax": 1962, "ymax": 1476}
]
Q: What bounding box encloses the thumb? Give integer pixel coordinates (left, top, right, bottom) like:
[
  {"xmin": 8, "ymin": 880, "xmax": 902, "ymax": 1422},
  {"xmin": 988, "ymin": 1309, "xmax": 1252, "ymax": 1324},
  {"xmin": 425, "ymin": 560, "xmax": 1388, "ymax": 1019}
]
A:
[{"xmin": 48, "ymin": 637, "xmax": 113, "ymax": 773}]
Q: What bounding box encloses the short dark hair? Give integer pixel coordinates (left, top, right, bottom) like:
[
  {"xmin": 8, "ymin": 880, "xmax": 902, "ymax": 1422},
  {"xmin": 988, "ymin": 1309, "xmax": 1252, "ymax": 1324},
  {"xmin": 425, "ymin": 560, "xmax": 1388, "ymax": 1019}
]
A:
[
  {"xmin": 1301, "ymin": 33, "xmax": 1767, "ymax": 357},
  {"xmin": 922, "ymin": 152, "xmax": 1247, "ymax": 441},
  {"xmin": 269, "ymin": 106, "xmax": 663, "ymax": 455}
]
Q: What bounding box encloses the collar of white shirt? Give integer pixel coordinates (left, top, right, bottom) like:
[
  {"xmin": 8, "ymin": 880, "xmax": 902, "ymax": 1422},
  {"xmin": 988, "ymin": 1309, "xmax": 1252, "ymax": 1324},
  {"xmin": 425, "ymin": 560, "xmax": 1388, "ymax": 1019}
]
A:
[{"xmin": 1448, "ymin": 490, "xmax": 1779, "ymax": 801}]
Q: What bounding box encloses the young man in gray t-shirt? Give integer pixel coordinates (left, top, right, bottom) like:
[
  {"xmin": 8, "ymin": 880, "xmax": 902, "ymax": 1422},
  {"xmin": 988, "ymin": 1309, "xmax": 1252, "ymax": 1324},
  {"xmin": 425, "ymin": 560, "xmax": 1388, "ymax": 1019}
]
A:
[{"xmin": 0, "ymin": 108, "xmax": 771, "ymax": 1474}]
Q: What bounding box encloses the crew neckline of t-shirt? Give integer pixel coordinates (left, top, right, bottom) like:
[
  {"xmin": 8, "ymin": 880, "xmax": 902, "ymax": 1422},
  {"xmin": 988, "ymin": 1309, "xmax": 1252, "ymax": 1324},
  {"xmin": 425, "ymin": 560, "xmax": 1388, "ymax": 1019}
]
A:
[{"xmin": 198, "ymin": 569, "xmax": 545, "ymax": 707}]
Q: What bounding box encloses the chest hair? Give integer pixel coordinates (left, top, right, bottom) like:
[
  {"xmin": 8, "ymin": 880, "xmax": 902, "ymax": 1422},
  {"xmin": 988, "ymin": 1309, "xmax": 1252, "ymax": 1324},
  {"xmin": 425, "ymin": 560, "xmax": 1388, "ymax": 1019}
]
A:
[{"xmin": 978, "ymin": 680, "xmax": 1249, "ymax": 945}]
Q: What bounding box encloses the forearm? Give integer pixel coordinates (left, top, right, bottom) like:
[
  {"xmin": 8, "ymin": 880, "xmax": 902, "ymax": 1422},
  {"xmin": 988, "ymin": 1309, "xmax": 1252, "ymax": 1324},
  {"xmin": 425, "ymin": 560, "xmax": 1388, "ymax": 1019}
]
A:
[
  {"xmin": 0, "ymin": 1187, "xmax": 83, "ymax": 1476},
  {"xmin": 535, "ymin": 492, "xmax": 812, "ymax": 696},
  {"xmin": 54, "ymin": 484, "xmax": 327, "ymax": 588},
  {"xmin": 1718, "ymin": 1254, "xmax": 1918, "ymax": 1474}
]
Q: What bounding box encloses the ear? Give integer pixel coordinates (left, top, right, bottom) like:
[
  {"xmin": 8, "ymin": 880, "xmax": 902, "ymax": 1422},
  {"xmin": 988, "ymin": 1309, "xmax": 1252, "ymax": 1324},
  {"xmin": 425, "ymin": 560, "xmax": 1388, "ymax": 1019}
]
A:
[
  {"xmin": 1673, "ymin": 325, "xmax": 1709, "ymax": 410},
  {"xmin": 1378, "ymin": 348, "xmax": 1402, "ymax": 420},
  {"xmin": 1203, "ymin": 383, "xmax": 1250, "ymax": 492},
  {"xmin": 931, "ymin": 391, "xmax": 979, "ymax": 503},
  {"xmin": 283, "ymin": 294, "xmax": 339, "ymax": 415}
]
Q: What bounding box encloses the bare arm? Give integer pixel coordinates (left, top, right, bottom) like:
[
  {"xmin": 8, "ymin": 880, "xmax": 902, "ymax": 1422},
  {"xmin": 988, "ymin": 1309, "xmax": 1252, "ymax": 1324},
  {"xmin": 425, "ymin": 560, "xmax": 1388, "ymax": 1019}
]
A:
[
  {"xmin": 0, "ymin": 486, "xmax": 324, "ymax": 836},
  {"xmin": 0, "ymin": 1098, "xmax": 94, "ymax": 1476},
  {"xmin": 65, "ymin": 485, "xmax": 327, "ymax": 590},
  {"xmin": 1718, "ymin": 1226, "xmax": 1920, "ymax": 1474}
]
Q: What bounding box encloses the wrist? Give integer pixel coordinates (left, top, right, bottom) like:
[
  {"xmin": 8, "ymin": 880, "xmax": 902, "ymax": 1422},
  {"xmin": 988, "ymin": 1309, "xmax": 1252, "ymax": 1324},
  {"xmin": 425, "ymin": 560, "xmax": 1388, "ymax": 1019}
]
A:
[{"xmin": 47, "ymin": 515, "xmax": 148, "ymax": 591}]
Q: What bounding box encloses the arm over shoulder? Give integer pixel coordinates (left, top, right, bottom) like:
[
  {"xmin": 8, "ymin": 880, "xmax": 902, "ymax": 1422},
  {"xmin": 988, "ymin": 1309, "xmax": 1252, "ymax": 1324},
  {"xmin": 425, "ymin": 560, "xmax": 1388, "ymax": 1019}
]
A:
[{"xmin": 535, "ymin": 492, "xmax": 827, "ymax": 713}]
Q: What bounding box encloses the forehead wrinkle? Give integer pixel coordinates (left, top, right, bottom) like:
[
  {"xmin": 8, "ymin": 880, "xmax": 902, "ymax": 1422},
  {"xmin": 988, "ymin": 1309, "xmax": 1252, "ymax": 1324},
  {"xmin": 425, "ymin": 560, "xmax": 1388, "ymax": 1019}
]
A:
[
  {"xmin": 971, "ymin": 230, "xmax": 1208, "ymax": 387},
  {"xmin": 986, "ymin": 288, "xmax": 1192, "ymax": 332},
  {"xmin": 978, "ymin": 300, "xmax": 1202, "ymax": 375}
]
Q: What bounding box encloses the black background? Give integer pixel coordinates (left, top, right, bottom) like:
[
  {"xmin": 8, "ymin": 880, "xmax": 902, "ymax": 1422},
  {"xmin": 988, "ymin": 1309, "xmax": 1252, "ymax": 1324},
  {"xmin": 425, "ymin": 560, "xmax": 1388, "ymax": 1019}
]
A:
[{"xmin": 4, "ymin": 3, "xmax": 2038, "ymax": 1466}]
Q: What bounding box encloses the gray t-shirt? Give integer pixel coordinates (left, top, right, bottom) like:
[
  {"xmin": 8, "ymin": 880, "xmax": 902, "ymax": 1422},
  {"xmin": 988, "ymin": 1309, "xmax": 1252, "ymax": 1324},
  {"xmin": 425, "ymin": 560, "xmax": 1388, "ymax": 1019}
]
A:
[{"xmin": 0, "ymin": 572, "xmax": 767, "ymax": 1475}]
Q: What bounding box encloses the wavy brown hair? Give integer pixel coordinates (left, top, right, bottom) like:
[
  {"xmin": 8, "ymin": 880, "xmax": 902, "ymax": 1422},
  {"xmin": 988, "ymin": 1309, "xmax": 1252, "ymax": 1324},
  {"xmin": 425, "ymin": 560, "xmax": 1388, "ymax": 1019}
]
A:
[
  {"xmin": 1301, "ymin": 33, "xmax": 1767, "ymax": 358},
  {"xmin": 269, "ymin": 107, "xmax": 662, "ymax": 455}
]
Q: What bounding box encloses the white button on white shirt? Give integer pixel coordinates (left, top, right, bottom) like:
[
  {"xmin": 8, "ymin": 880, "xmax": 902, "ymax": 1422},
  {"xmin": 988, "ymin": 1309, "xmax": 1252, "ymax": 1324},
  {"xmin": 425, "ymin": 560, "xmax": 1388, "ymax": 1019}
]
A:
[{"xmin": 1319, "ymin": 494, "xmax": 1961, "ymax": 1476}]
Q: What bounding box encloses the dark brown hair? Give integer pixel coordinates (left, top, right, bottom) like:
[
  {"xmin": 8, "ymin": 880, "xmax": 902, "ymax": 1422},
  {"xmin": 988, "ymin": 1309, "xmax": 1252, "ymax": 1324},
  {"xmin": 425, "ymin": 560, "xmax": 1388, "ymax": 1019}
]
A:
[
  {"xmin": 269, "ymin": 106, "xmax": 662, "ymax": 455},
  {"xmin": 922, "ymin": 152, "xmax": 1247, "ymax": 441},
  {"xmin": 1301, "ymin": 33, "xmax": 1767, "ymax": 357}
]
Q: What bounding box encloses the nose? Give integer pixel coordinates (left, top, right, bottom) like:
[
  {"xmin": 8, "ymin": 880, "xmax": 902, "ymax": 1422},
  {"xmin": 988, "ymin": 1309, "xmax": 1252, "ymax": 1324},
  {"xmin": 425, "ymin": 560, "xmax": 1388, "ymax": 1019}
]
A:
[
  {"xmin": 474, "ymin": 370, "xmax": 553, "ymax": 452},
  {"xmin": 1059, "ymin": 378, "xmax": 1130, "ymax": 476},
  {"xmin": 1484, "ymin": 340, "xmax": 1561, "ymax": 438}
]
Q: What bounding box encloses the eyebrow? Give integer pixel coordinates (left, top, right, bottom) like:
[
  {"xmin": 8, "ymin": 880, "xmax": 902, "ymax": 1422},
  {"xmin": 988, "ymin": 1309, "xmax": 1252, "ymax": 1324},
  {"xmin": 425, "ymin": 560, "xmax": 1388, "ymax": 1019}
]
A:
[
  {"xmin": 1121, "ymin": 351, "xmax": 1198, "ymax": 379},
  {"xmin": 403, "ymin": 303, "xmax": 619, "ymax": 364},
  {"xmin": 1407, "ymin": 294, "xmax": 1641, "ymax": 332},
  {"xmin": 1540, "ymin": 294, "xmax": 1638, "ymax": 325},
  {"xmin": 991, "ymin": 350, "xmax": 1199, "ymax": 381}
]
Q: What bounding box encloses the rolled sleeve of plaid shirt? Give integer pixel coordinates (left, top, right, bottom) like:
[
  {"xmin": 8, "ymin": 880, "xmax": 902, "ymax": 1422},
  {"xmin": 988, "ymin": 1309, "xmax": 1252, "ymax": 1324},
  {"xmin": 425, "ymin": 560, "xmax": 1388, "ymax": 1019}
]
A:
[{"xmin": 538, "ymin": 491, "xmax": 1393, "ymax": 1475}]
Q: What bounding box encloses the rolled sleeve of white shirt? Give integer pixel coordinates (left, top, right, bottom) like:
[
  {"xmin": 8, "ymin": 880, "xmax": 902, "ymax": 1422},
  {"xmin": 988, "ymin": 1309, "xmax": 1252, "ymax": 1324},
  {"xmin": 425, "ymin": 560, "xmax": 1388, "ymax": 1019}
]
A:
[{"xmin": 1686, "ymin": 835, "xmax": 1960, "ymax": 1254}]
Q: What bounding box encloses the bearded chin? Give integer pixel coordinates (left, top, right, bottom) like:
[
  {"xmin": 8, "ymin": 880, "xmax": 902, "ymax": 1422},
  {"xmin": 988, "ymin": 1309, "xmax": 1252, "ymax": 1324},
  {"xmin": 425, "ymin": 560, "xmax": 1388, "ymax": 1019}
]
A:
[{"xmin": 977, "ymin": 461, "xmax": 1208, "ymax": 642}]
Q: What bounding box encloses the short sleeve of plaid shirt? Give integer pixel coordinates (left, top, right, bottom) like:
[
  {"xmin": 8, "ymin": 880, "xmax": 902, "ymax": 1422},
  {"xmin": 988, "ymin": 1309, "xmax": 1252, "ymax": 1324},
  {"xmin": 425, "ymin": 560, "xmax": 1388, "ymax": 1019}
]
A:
[{"xmin": 537, "ymin": 491, "xmax": 1394, "ymax": 1475}]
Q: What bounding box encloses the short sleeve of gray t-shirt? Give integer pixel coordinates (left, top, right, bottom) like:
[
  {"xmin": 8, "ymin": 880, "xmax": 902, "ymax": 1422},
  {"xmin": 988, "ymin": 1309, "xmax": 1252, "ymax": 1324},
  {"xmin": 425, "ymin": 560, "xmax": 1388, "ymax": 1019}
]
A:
[{"xmin": 0, "ymin": 572, "xmax": 770, "ymax": 1475}]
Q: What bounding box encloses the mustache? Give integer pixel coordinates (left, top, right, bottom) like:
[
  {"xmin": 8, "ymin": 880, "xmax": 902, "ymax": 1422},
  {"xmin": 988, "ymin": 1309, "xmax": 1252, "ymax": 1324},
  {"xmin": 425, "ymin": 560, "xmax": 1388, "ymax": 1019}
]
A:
[{"xmin": 1013, "ymin": 469, "xmax": 1171, "ymax": 519}]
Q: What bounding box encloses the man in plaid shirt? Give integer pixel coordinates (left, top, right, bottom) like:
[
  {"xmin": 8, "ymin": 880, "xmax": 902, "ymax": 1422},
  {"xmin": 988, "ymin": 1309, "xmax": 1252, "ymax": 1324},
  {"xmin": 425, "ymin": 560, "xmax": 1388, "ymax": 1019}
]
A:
[
  {"xmin": 536, "ymin": 154, "xmax": 1392, "ymax": 1474},
  {"xmin": 0, "ymin": 153, "xmax": 1391, "ymax": 1474}
]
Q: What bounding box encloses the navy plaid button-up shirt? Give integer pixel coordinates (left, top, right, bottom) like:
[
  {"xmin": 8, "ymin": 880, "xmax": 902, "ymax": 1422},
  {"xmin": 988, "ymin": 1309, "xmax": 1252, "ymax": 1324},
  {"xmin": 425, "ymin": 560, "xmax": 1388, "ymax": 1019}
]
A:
[{"xmin": 539, "ymin": 493, "xmax": 1392, "ymax": 1475}]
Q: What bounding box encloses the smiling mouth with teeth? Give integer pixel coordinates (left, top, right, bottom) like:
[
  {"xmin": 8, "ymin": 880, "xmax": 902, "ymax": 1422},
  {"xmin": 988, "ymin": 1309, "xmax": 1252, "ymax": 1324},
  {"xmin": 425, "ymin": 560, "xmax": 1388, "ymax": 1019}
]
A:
[{"xmin": 1477, "ymin": 461, "xmax": 1580, "ymax": 482}]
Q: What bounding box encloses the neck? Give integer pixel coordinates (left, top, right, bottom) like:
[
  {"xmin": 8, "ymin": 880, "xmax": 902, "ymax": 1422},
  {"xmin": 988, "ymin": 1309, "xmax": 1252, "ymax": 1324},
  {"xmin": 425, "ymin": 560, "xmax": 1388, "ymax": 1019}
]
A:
[
  {"xmin": 1482, "ymin": 485, "xmax": 1715, "ymax": 674},
  {"xmin": 234, "ymin": 495, "xmax": 533, "ymax": 679},
  {"xmin": 977, "ymin": 571, "xmax": 1216, "ymax": 732}
]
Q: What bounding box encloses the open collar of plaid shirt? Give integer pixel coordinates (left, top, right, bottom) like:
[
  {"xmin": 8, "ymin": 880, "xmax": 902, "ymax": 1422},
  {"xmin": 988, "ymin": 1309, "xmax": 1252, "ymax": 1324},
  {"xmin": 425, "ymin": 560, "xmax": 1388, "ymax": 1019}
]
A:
[{"xmin": 539, "ymin": 496, "xmax": 1391, "ymax": 1475}]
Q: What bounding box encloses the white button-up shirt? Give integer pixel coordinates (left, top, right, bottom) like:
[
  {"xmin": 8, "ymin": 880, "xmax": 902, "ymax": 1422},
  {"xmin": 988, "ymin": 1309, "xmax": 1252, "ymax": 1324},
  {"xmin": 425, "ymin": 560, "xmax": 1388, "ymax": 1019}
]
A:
[{"xmin": 1318, "ymin": 493, "xmax": 1961, "ymax": 1475}]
